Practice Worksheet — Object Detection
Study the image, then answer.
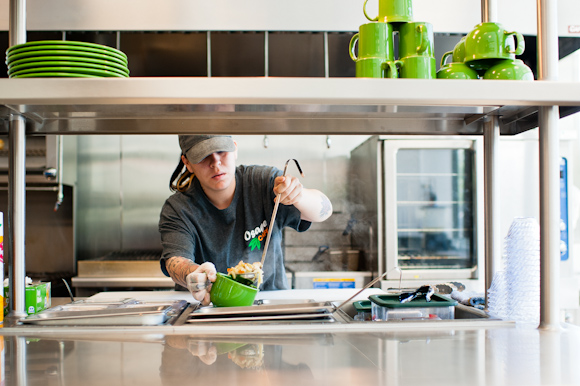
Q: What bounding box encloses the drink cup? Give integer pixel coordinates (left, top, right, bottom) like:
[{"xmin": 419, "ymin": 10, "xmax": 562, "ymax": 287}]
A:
[
  {"xmin": 437, "ymin": 52, "xmax": 479, "ymax": 79},
  {"xmin": 452, "ymin": 36, "xmax": 467, "ymax": 63},
  {"xmin": 464, "ymin": 22, "xmax": 525, "ymax": 64},
  {"xmin": 398, "ymin": 22, "xmax": 434, "ymax": 59},
  {"xmin": 355, "ymin": 58, "xmax": 400, "ymax": 78},
  {"xmin": 363, "ymin": 0, "xmax": 413, "ymax": 23},
  {"xmin": 349, "ymin": 22, "xmax": 395, "ymax": 61},
  {"xmin": 483, "ymin": 59, "xmax": 534, "ymax": 81},
  {"xmin": 397, "ymin": 55, "xmax": 436, "ymax": 79},
  {"xmin": 437, "ymin": 63, "xmax": 479, "ymax": 79}
]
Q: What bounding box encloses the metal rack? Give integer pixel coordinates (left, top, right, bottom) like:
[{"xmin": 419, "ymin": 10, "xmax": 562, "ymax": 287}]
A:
[
  {"xmin": 1, "ymin": 0, "xmax": 577, "ymax": 329},
  {"xmin": 0, "ymin": 78, "xmax": 578, "ymax": 135}
]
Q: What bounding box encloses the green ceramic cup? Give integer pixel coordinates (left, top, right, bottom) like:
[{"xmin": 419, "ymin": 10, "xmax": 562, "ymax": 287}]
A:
[
  {"xmin": 363, "ymin": 0, "xmax": 413, "ymax": 23},
  {"xmin": 398, "ymin": 22, "xmax": 434, "ymax": 59},
  {"xmin": 437, "ymin": 63, "xmax": 479, "ymax": 79},
  {"xmin": 349, "ymin": 22, "xmax": 395, "ymax": 61},
  {"xmin": 436, "ymin": 51, "xmax": 479, "ymax": 79},
  {"xmin": 483, "ymin": 59, "xmax": 534, "ymax": 81},
  {"xmin": 209, "ymin": 272, "xmax": 259, "ymax": 307},
  {"xmin": 452, "ymin": 36, "xmax": 467, "ymax": 62},
  {"xmin": 464, "ymin": 22, "xmax": 525, "ymax": 63},
  {"xmin": 397, "ymin": 56, "xmax": 436, "ymax": 79},
  {"xmin": 355, "ymin": 58, "xmax": 400, "ymax": 78}
]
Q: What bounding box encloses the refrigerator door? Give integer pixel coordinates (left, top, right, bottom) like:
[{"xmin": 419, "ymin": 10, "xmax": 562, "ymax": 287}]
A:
[{"xmin": 383, "ymin": 139, "xmax": 479, "ymax": 280}]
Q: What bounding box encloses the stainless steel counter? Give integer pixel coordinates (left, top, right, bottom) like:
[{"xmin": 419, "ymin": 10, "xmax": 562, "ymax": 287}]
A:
[
  {"xmin": 2, "ymin": 289, "xmax": 511, "ymax": 334},
  {"xmin": 1, "ymin": 290, "xmax": 579, "ymax": 385},
  {"xmin": 2, "ymin": 323, "xmax": 579, "ymax": 385}
]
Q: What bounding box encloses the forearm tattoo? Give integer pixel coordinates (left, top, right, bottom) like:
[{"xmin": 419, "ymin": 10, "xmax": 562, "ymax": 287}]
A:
[
  {"xmin": 166, "ymin": 256, "xmax": 197, "ymax": 287},
  {"xmin": 320, "ymin": 196, "xmax": 332, "ymax": 219}
]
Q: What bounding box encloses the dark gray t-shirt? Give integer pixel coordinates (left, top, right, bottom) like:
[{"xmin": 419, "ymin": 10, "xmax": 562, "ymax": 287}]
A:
[{"xmin": 159, "ymin": 165, "xmax": 310, "ymax": 290}]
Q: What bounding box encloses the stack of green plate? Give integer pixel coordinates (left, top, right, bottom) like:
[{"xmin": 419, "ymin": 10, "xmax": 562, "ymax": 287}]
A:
[{"xmin": 5, "ymin": 40, "xmax": 129, "ymax": 78}]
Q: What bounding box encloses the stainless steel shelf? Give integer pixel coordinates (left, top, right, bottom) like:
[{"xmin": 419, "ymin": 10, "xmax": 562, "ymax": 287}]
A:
[
  {"xmin": 1, "ymin": 78, "xmax": 579, "ymax": 136},
  {"xmin": 71, "ymin": 277, "xmax": 175, "ymax": 288}
]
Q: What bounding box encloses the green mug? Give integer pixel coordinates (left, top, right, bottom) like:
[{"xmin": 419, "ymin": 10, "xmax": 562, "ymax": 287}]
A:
[
  {"xmin": 350, "ymin": 22, "xmax": 395, "ymax": 60},
  {"xmin": 363, "ymin": 0, "xmax": 413, "ymax": 23},
  {"xmin": 398, "ymin": 22, "xmax": 434, "ymax": 59},
  {"xmin": 464, "ymin": 22, "xmax": 525, "ymax": 63},
  {"xmin": 483, "ymin": 59, "xmax": 534, "ymax": 81},
  {"xmin": 437, "ymin": 51, "xmax": 479, "ymax": 79},
  {"xmin": 437, "ymin": 63, "xmax": 479, "ymax": 79},
  {"xmin": 452, "ymin": 36, "xmax": 467, "ymax": 62},
  {"xmin": 397, "ymin": 56, "xmax": 436, "ymax": 79},
  {"xmin": 355, "ymin": 57, "xmax": 400, "ymax": 78}
]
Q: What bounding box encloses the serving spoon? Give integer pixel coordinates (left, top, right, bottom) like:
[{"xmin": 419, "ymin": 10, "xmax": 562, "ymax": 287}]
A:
[{"xmin": 238, "ymin": 159, "xmax": 305, "ymax": 286}]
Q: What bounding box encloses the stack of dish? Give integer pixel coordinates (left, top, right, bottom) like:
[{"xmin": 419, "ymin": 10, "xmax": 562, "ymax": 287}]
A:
[{"xmin": 5, "ymin": 40, "xmax": 129, "ymax": 78}]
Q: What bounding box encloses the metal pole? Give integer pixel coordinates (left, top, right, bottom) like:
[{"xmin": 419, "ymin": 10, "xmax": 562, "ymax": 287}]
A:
[
  {"xmin": 7, "ymin": 116, "xmax": 26, "ymax": 319},
  {"xmin": 483, "ymin": 116, "xmax": 501, "ymax": 310},
  {"xmin": 8, "ymin": 0, "xmax": 28, "ymax": 318},
  {"xmin": 206, "ymin": 31, "xmax": 212, "ymax": 77},
  {"xmin": 264, "ymin": 31, "xmax": 269, "ymax": 77},
  {"xmin": 9, "ymin": 0, "xmax": 25, "ymax": 44},
  {"xmin": 481, "ymin": 0, "xmax": 500, "ymax": 311},
  {"xmin": 323, "ymin": 31, "xmax": 329, "ymax": 78},
  {"xmin": 538, "ymin": 106, "xmax": 561, "ymax": 330},
  {"xmin": 14, "ymin": 337, "xmax": 28, "ymax": 386},
  {"xmin": 537, "ymin": 0, "xmax": 560, "ymax": 330},
  {"xmin": 481, "ymin": 0, "xmax": 498, "ymax": 23}
]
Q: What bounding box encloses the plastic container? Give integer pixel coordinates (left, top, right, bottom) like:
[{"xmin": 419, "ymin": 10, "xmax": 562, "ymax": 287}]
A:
[
  {"xmin": 352, "ymin": 300, "xmax": 373, "ymax": 321},
  {"xmin": 369, "ymin": 293, "xmax": 457, "ymax": 321}
]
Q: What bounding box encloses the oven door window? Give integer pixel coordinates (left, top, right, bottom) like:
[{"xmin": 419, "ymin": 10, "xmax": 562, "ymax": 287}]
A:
[{"xmin": 396, "ymin": 148, "xmax": 475, "ymax": 269}]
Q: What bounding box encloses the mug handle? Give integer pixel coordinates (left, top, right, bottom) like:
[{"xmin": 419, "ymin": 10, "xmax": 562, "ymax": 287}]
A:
[
  {"xmin": 441, "ymin": 51, "xmax": 453, "ymax": 67},
  {"xmin": 416, "ymin": 25, "xmax": 429, "ymax": 54},
  {"xmin": 383, "ymin": 61, "xmax": 403, "ymax": 78},
  {"xmin": 349, "ymin": 33, "xmax": 359, "ymax": 61},
  {"xmin": 363, "ymin": 0, "xmax": 378, "ymax": 21},
  {"xmin": 381, "ymin": 61, "xmax": 394, "ymax": 78},
  {"xmin": 506, "ymin": 31, "xmax": 525, "ymax": 56}
]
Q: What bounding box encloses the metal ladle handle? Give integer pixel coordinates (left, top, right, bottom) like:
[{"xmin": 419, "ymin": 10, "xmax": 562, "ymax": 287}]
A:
[
  {"xmin": 333, "ymin": 267, "xmax": 402, "ymax": 313},
  {"xmin": 260, "ymin": 159, "xmax": 305, "ymax": 267}
]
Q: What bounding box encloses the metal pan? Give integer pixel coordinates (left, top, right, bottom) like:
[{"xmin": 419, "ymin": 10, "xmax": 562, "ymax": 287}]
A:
[
  {"xmin": 21, "ymin": 304, "xmax": 178, "ymax": 326},
  {"xmin": 255, "ymin": 299, "xmax": 315, "ymax": 305},
  {"xmin": 190, "ymin": 301, "xmax": 334, "ymax": 318},
  {"xmin": 187, "ymin": 313, "xmax": 334, "ymax": 323}
]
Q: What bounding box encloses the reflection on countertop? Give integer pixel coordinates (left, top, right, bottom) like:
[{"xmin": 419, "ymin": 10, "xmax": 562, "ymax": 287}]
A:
[{"xmin": 2, "ymin": 325, "xmax": 580, "ymax": 386}]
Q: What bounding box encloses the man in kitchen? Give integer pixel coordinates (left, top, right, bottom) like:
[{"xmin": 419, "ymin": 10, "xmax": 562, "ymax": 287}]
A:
[{"xmin": 158, "ymin": 135, "xmax": 332, "ymax": 305}]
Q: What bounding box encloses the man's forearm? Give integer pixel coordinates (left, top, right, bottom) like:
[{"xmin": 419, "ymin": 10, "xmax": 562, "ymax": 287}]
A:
[
  {"xmin": 295, "ymin": 189, "xmax": 333, "ymax": 222},
  {"xmin": 166, "ymin": 256, "xmax": 199, "ymax": 287}
]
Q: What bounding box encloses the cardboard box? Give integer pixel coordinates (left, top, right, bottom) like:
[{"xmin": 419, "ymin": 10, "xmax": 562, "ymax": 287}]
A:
[{"xmin": 4, "ymin": 282, "xmax": 51, "ymax": 315}]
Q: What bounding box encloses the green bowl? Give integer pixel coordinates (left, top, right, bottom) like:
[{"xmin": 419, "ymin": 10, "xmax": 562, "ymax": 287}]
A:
[
  {"xmin": 210, "ymin": 272, "xmax": 258, "ymax": 307},
  {"xmin": 215, "ymin": 342, "xmax": 248, "ymax": 355}
]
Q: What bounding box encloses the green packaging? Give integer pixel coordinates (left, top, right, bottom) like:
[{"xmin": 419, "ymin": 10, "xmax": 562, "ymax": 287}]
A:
[{"xmin": 4, "ymin": 281, "xmax": 51, "ymax": 315}]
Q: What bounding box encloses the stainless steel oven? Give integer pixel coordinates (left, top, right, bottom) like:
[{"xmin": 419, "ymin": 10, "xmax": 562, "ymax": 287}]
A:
[
  {"xmin": 349, "ymin": 136, "xmax": 484, "ymax": 289},
  {"xmin": 0, "ymin": 135, "xmax": 60, "ymax": 184}
]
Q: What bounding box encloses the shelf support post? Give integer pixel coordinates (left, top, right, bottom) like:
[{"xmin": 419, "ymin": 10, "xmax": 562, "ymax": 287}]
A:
[
  {"xmin": 481, "ymin": 0, "xmax": 498, "ymax": 23},
  {"xmin": 7, "ymin": 115, "xmax": 27, "ymax": 319},
  {"xmin": 483, "ymin": 116, "xmax": 501, "ymax": 310},
  {"xmin": 7, "ymin": 0, "xmax": 28, "ymax": 319},
  {"xmin": 537, "ymin": 0, "xmax": 561, "ymax": 330}
]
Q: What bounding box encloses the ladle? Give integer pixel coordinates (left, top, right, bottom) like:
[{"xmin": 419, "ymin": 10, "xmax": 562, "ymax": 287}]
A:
[
  {"xmin": 332, "ymin": 266, "xmax": 403, "ymax": 313},
  {"xmin": 239, "ymin": 159, "xmax": 305, "ymax": 286}
]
